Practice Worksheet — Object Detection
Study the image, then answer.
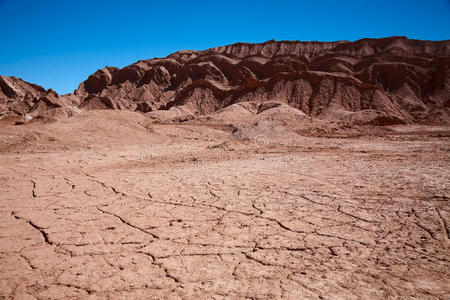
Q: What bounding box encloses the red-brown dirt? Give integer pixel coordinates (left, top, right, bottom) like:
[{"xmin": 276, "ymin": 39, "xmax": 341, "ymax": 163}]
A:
[
  {"xmin": 0, "ymin": 110, "xmax": 449, "ymax": 299},
  {"xmin": 0, "ymin": 37, "xmax": 449, "ymax": 299}
]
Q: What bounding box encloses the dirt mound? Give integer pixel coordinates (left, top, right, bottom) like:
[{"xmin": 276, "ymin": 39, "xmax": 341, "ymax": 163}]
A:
[
  {"xmin": 1, "ymin": 37, "xmax": 449, "ymax": 125},
  {"xmin": 0, "ymin": 110, "xmax": 164, "ymax": 153},
  {"xmin": 232, "ymin": 119, "xmax": 304, "ymax": 146},
  {"xmin": 194, "ymin": 101, "xmax": 309, "ymax": 127}
]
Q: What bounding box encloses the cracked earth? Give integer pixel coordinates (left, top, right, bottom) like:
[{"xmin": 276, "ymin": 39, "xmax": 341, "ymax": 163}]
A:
[{"xmin": 0, "ymin": 121, "xmax": 449, "ymax": 299}]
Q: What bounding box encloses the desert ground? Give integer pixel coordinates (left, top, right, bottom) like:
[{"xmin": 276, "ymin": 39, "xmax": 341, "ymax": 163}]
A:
[{"xmin": 0, "ymin": 110, "xmax": 448, "ymax": 299}]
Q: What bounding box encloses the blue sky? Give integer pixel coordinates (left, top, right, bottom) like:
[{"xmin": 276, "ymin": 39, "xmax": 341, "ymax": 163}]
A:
[{"xmin": 1, "ymin": 0, "xmax": 449, "ymax": 94}]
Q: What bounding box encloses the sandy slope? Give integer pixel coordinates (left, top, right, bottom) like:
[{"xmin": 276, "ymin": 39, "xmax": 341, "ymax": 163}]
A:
[{"xmin": 0, "ymin": 110, "xmax": 449, "ymax": 299}]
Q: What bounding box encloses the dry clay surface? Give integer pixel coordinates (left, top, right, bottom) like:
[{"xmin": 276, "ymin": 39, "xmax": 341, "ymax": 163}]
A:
[{"xmin": 0, "ymin": 121, "xmax": 449, "ymax": 299}]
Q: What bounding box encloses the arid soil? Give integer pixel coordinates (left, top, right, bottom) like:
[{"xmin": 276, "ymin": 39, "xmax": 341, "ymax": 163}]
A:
[
  {"xmin": 0, "ymin": 110, "xmax": 449, "ymax": 299},
  {"xmin": 1, "ymin": 36, "xmax": 449, "ymax": 299}
]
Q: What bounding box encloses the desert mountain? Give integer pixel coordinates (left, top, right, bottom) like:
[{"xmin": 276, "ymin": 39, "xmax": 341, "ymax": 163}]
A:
[
  {"xmin": 0, "ymin": 75, "xmax": 79, "ymax": 124},
  {"xmin": 1, "ymin": 37, "xmax": 449, "ymax": 125}
]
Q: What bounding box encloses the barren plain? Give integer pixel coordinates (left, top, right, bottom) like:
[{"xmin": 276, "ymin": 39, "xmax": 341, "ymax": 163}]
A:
[{"xmin": 0, "ymin": 110, "xmax": 449, "ymax": 299}]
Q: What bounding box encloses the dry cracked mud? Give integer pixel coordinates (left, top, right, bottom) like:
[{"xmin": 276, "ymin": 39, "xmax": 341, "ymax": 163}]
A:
[{"xmin": 0, "ymin": 122, "xmax": 449, "ymax": 299}]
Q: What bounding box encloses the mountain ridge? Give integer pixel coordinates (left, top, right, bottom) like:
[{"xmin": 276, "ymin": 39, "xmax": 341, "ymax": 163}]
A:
[{"xmin": 1, "ymin": 36, "xmax": 449, "ymax": 125}]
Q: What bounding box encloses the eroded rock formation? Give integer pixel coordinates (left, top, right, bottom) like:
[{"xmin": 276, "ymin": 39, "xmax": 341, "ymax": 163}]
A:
[{"xmin": 1, "ymin": 37, "xmax": 449, "ymax": 125}]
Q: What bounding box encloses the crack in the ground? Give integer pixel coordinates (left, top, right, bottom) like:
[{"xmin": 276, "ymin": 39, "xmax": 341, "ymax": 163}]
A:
[
  {"xmin": 96, "ymin": 206, "xmax": 160, "ymax": 239},
  {"xmin": 337, "ymin": 205, "xmax": 375, "ymax": 223},
  {"xmin": 414, "ymin": 222, "xmax": 438, "ymax": 241},
  {"xmin": 30, "ymin": 180, "xmax": 36, "ymax": 198},
  {"xmin": 435, "ymin": 208, "xmax": 449, "ymax": 240},
  {"xmin": 12, "ymin": 211, "xmax": 53, "ymax": 245}
]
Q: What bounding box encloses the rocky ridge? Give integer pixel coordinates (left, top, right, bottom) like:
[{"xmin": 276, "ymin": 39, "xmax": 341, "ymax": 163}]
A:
[{"xmin": 1, "ymin": 36, "xmax": 449, "ymax": 125}]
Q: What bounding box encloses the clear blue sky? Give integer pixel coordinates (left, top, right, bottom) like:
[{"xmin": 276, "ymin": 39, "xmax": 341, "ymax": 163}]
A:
[{"xmin": 1, "ymin": 0, "xmax": 449, "ymax": 94}]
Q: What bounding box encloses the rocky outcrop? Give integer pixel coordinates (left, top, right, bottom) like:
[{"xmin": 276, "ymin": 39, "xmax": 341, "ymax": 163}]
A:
[
  {"xmin": 0, "ymin": 75, "xmax": 47, "ymax": 120},
  {"xmin": 0, "ymin": 76, "xmax": 79, "ymax": 124},
  {"xmin": 1, "ymin": 37, "xmax": 449, "ymax": 125}
]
